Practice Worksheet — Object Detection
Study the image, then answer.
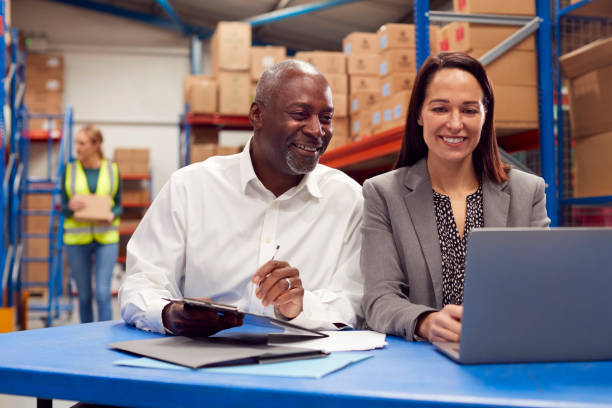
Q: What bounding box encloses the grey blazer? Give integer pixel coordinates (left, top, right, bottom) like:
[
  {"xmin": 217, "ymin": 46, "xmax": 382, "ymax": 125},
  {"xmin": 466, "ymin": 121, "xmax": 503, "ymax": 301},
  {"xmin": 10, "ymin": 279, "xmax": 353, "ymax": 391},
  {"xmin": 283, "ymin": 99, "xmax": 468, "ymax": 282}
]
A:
[{"xmin": 361, "ymin": 158, "xmax": 550, "ymax": 340}]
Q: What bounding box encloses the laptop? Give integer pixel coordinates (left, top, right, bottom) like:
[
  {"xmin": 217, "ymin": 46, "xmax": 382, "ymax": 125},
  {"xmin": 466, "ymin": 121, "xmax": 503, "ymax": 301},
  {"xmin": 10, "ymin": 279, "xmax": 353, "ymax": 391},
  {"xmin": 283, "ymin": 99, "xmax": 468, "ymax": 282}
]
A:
[{"xmin": 434, "ymin": 228, "xmax": 612, "ymax": 364}]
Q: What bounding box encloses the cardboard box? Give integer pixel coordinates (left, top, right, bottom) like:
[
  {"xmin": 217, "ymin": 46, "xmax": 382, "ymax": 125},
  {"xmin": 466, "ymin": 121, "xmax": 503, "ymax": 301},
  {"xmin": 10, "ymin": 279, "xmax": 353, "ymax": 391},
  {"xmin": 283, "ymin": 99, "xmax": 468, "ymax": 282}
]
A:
[
  {"xmin": 294, "ymin": 51, "xmax": 346, "ymax": 74},
  {"xmin": 350, "ymin": 110, "xmax": 372, "ymax": 139},
  {"xmin": 114, "ymin": 148, "xmax": 150, "ymax": 164},
  {"xmin": 250, "ymin": 80, "xmax": 257, "ymax": 104},
  {"xmin": 25, "ymin": 193, "xmax": 53, "ymax": 210},
  {"xmin": 327, "ymin": 135, "xmax": 351, "ymax": 151},
  {"xmin": 26, "ymin": 54, "xmax": 64, "ymax": 72},
  {"xmin": 25, "ymin": 262, "xmax": 48, "ymax": 285},
  {"xmin": 190, "ymin": 143, "xmax": 217, "ymax": 163},
  {"xmin": 190, "ymin": 127, "xmax": 219, "ymax": 145},
  {"xmin": 377, "ymin": 24, "xmax": 415, "ymax": 51},
  {"xmin": 349, "ymin": 75, "xmax": 379, "ymax": 94},
  {"xmin": 559, "ymin": 36, "xmax": 612, "ymax": 79},
  {"xmin": 381, "ymin": 72, "xmax": 416, "ymax": 98},
  {"xmin": 26, "ymin": 215, "xmax": 50, "ymax": 234},
  {"xmin": 573, "ymin": 130, "xmax": 612, "ymax": 197},
  {"xmin": 429, "ymin": 25, "xmax": 441, "ymax": 55},
  {"xmin": 116, "ymin": 162, "xmax": 149, "ymax": 175},
  {"xmin": 73, "ymin": 195, "xmax": 112, "ymax": 222},
  {"xmin": 347, "ymin": 54, "xmax": 380, "ymax": 75},
  {"xmin": 446, "ymin": 22, "xmax": 535, "ymax": 53},
  {"xmin": 560, "ymin": 37, "xmax": 612, "ymax": 138},
  {"xmin": 26, "ymin": 238, "xmax": 49, "ymax": 258},
  {"xmin": 350, "ymin": 91, "xmax": 380, "ymax": 115},
  {"xmin": 218, "ymin": 72, "xmax": 251, "ymax": 115},
  {"xmin": 332, "ymin": 117, "xmax": 350, "ymax": 139},
  {"xmin": 343, "ymin": 32, "xmax": 378, "ymax": 55},
  {"xmin": 379, "ymin": 49, "xmax": 416, "ymax": 77},
  {"xmin": 185, "ymin": 76, "xmax": 218, "ymax": 114},
  {"xmin": 381, "ymin": 90, "xmax": 411, "ymax": 132},
  {"xmin": 250, "ymin": 46, "xmax": 287, "ymax": 80},
  {"xmin": 211, "ymin": 22, "xmax": 252, "ymax": 74},
  {"xmin": 494, "ymin": 85, "xmax": 539, "ymax": 129},
  {"xmin": 454, "ymin": 0, "xmax": 534, "ymax": 15},
  {"xmin": 216, "ymin": 146, "xmax": 241, "ymax": 156},
  {"xmin": 566, "ymin": 65, "xmax": 612, "ymax": 138},
  {"xmin": 439, "ymin": 24, "xmax": 452, "ymax": 52},
  {"xmin": 369, "ymin": 102, "xmax": 384, "ymax": 134},
  {"xmin": 325, "ymin": 73, "xmax": 348, "ymax": 95},
  {"xmin": 333, "ymin": 94, "xmax": 348, "ymax": 118},
  {"xmin": 470, "ymin": 49, "xmax": 537, "ymax": 87}
]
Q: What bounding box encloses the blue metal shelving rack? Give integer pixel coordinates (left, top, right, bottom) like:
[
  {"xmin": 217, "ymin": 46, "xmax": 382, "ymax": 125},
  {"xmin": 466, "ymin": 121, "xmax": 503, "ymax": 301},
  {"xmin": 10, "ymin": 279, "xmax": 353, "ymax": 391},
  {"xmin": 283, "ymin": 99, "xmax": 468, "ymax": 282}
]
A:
[
  {"xmin": 1, "ymin": 7, "xmax": 29, "ymax": 328},
  {"xmin": 414, "ymin": 0, "xmax": 558, "ymax": 226},
  {"xmin": 20, "ymin": 107, "xmax": 75, "ymax": 327},
  {"xmin": 553, "ymin": 0, "xmax": 612, "ymax": 225}
]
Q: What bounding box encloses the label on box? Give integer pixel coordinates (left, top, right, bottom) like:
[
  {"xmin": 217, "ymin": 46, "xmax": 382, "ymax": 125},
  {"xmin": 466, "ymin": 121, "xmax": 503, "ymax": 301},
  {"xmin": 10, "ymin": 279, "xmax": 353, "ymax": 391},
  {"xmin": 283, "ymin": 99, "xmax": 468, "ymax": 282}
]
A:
[
  {"xmin": 261, "ymin": 56, "xmax": 275, "ymax": 69},
  {"xmin": 353, "ymin": 120, "xmax": 360, "ymax": 132},
  {"xmin": 458, "ymin": 0, "xmax": 467, "ymax": 11},
  {"xmin": 456, "ymin": 26, "xmax": 465, "ymax": 42},
  {"xmin": 380, "ymin": 35, "xmax": 388, "ymax": 50},
  {"xmin": 352, "ymin": 99, "xmax": 358, "ymax": 111},
  {"xmin": 382, "ymin": 83, "xmax": 391, "ymax": 97},
  {"xmin": 394, "ymin": 104, "xmax": 403, "ymax": 119},
  {"xmin": 384, "ymin": 108, "xmax": 392, "ymax": 122},
  {"xmin": 379, "ymin": 61, "xmax": 388, "ymax": 76},
  {"xmin": 46, "ymin": 79, "xmax": 61, "ymax": 91},
  {"xmin": 440, "ymin": 38, "xmax": 450, "ymax": 51},
  {"xmin": 372, "ymin": 112, "xmax": 381, "ymax": 125},
  {"xmin": 344, "ymin": 43, "xmax": 352, "ymax": 55},
  {"xmin": 47, "ymin": 57, "xmax": 61, "ymax": 68}
]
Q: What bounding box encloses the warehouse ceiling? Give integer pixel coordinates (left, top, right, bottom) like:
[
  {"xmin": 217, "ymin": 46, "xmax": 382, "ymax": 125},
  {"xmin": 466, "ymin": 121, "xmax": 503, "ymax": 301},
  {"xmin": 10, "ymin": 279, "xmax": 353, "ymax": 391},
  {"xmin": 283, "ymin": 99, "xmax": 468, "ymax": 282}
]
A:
[{"xmin": 48, "ymin": 0, "xmax": 452, "ymax": 51}]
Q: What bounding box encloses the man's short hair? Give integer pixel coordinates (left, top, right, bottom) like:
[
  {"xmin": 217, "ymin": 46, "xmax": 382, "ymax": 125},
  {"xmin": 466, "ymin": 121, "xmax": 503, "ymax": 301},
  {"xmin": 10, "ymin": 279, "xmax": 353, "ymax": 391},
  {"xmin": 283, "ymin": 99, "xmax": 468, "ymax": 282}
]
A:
[{"xmin": 254, "ymin": 59, "xmax": 324, "ymax": 108}]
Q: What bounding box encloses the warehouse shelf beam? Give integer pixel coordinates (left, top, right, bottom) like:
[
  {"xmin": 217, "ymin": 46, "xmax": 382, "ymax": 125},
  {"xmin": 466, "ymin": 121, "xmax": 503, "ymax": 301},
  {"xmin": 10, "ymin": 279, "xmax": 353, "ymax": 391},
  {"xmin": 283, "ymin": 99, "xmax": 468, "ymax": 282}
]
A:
[
  {"xmin": 44, "ymin": 0, "xmax": 212, "ymax": 37},
  {"xmin": 561, "ymin": 197, "xmax": 612, "ymax": 206},
  {"xmin": 428, "ymin": 11, "xmax": 535, "ymax": 25},
  {"xmin": 244, "ymin": 0, "xmax": 362, "ymax": 27},
  {"xmin": 536, "ymin": 0, "xmax": 557, "ymax": 226},
  {"xmin": 154, "ymin": 0, "xmax": 189, "ymax": 35},
  {"xmin": 479, "ymin": 17, "xmax": 540, "ymax": 66}
]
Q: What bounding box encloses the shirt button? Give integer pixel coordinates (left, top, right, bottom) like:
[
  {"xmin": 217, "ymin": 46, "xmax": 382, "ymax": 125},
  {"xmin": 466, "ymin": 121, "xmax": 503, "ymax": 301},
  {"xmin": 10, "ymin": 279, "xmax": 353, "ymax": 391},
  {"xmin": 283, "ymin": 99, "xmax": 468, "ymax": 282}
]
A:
[
  {"xmin": 271, "ymin": 202, "xmax": 278, "ymax": 208},
  {"xmin": 265, "ymin": 237, "xmax": 271, "ymax": 244}
]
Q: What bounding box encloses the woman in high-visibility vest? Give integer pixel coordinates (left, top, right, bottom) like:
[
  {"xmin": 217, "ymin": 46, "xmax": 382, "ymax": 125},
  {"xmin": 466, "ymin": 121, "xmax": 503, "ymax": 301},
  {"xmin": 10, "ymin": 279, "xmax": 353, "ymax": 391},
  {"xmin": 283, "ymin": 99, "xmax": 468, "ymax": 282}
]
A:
[{"xmin": 61, "ymin": 125, "xmax": 122, "ymax": 323}]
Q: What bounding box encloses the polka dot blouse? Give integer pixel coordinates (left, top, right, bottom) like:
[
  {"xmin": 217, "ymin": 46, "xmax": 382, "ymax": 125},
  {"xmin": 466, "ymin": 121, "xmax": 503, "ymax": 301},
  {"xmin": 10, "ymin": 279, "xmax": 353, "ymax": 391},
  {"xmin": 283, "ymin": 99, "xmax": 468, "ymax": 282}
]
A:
[{"xmin": 432, "ymin": 185, "xmax": 484, "ymax": 306}]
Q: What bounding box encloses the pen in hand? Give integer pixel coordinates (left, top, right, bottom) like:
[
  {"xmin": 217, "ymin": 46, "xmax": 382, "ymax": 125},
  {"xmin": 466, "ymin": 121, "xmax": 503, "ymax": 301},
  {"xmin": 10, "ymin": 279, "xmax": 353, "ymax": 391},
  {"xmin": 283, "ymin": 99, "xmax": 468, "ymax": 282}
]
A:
[{"xmin": 257, "ymin": 244, "xmax": 280, "ymax": 287}]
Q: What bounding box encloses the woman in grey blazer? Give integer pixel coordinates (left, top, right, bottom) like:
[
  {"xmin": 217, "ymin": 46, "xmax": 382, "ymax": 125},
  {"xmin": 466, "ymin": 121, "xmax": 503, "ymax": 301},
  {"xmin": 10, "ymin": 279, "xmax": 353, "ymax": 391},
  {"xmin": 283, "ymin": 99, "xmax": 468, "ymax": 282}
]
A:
[{"xmin": 361, "ymin": 52, "xmax": 550, "ymax": 343}]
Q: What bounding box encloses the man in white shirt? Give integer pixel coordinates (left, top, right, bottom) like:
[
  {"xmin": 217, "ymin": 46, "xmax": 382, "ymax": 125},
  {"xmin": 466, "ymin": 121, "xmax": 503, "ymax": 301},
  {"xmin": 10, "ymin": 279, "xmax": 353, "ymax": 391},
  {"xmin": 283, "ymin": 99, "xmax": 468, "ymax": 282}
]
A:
[{"xmin": 119, "ymin": 60, "xmax": 363, "ymax": 336}]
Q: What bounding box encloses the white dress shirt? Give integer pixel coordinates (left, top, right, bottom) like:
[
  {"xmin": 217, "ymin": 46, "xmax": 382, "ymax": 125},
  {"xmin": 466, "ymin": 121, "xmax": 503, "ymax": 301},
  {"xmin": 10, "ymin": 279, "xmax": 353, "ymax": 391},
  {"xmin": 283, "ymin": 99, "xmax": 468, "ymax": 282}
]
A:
[{"xmin": 119, "ymin": 140, "xmax": 364, "ymax": 334}]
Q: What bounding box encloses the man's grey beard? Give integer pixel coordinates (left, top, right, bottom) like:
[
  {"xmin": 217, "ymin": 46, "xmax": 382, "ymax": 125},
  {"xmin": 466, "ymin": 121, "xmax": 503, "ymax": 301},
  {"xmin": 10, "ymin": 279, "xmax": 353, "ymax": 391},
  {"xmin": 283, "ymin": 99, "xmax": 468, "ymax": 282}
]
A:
[{"xmin": 286, "ymin": 150, "xmax": 318, "ymax": 175}]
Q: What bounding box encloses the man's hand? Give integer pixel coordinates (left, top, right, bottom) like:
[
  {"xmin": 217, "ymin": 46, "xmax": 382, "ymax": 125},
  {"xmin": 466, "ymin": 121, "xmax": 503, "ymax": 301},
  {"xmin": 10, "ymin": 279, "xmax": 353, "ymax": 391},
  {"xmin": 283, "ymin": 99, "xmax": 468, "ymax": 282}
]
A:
[
  {"xmin": 252, "ymin": 260, "xmax": 304, "ymax": 319},
  {"xmin": 162, "ymin": 299, "xmax": 243, "ymax": 337},
  {"xmin": 416, "ymin": 305, "xmax": 463, "ymax": 343}
]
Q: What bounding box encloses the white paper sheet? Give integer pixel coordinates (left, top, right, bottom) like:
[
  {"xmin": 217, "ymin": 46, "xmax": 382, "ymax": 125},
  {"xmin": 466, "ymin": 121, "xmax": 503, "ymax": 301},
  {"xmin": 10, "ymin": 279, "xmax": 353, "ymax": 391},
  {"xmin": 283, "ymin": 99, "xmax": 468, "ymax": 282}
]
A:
[{"xmin": 269, "ymin": 330, "xmax": 387, "ymax": 352}]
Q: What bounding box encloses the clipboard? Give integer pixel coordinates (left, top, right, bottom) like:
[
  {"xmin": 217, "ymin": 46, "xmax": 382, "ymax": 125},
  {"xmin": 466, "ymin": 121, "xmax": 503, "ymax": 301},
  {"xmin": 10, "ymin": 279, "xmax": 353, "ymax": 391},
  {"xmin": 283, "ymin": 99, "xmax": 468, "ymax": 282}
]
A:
[{"xmin": 165, "ymin": 297, "xmax": 329, "ymax": 342}]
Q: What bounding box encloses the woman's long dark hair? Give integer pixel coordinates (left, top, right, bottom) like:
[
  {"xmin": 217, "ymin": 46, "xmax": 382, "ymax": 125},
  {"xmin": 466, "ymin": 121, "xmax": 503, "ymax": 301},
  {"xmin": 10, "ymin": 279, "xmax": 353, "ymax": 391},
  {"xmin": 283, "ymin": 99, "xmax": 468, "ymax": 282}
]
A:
[{"xmin": 395, "ymin": 52, "xmax": 509, "ymax": 184}]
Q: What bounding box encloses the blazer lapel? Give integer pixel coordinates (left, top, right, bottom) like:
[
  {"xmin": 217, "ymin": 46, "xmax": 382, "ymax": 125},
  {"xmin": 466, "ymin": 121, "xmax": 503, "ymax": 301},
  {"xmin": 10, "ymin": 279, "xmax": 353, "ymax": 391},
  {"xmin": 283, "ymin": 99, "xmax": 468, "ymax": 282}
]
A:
[
  {"xmin": 402, "ymin": 159, "xmax": 443, "ymax": 307},
  {"xmin": 483, "ymin": 178, "xmax": 510, "ymax": 227}
]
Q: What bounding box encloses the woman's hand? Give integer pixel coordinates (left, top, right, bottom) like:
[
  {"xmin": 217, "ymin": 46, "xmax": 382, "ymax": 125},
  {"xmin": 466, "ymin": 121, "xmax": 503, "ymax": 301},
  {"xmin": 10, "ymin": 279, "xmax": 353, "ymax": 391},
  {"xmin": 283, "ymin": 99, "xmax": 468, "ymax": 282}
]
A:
[
  {"xmin": 68, "ymin": 196, "xmax": 87, "ymax": 212},
  {"xmin": 416, "ymin": 305, "xmax": 463, "ymax": 342}
]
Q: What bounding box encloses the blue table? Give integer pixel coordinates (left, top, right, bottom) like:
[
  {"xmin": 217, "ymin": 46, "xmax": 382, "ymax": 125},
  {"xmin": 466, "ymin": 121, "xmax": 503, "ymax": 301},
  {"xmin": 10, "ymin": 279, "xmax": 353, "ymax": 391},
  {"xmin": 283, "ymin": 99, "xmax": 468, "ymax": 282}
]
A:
[{"xmin": 0, "ymin": 321, "xmax": 611, "ymax": 408}]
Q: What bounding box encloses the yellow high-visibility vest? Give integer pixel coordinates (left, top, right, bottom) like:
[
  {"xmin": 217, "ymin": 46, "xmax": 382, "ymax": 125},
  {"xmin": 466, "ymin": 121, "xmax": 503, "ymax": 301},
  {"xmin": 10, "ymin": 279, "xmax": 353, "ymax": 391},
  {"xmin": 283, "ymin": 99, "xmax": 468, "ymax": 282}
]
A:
[{"xmin": 63, "ymin": 159, "xmax": 120, "ymax": 245}]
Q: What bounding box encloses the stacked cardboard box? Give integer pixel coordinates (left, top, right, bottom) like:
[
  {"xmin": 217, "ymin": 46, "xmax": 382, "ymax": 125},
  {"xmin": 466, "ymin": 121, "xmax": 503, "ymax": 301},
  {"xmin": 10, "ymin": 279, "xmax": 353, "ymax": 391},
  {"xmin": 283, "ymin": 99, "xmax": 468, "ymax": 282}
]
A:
[
  {"xmin": 294, "ymin": 50, "xmax": 350, "ymax": 148},
  {"xmin": 211, "ymin": 22, "xmax": 252, "ymax": 115},
  {"xmin": 250, "ymin": 45, "xmax": 287, "ymax": 102},
  {"xmin": 559, "ymin": 36, "xmax": 612, "ymax": 197},
  {"xmin": 25, "ymin": 54, "xmax": 64, "ymax": 131},
  {"xmin": 342, "ymin": 32, "xmax": 379, "ymax": 141},
  {"xmin": 22, "ymin": 194, "xmax": 53, "ymax": 289},
  {"xmin": 114, "ymin": 148, "xmax": 149, "ymax": 176},
  {"xmin": 374, "ymin": 24, "xmax": 417, "ymax": 135},
  {"xmin": 449, "ymin": 0, "xmax": 537, "ymax": 133}
]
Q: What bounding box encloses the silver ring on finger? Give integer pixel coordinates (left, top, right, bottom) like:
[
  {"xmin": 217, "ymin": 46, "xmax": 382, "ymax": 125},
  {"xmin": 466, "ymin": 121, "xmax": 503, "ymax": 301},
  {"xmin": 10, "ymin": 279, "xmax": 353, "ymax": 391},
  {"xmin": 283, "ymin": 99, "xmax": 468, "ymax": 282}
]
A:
[{"xmin": 285, "ymin": 277, "xmax": 292, "ymax": 291}]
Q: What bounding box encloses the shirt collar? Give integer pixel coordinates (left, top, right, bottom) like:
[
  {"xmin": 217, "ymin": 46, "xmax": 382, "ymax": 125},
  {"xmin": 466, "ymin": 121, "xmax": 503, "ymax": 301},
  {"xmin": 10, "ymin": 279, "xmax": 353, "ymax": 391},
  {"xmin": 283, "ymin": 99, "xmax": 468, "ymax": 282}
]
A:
[{"xmin": 239, "ymin": 137, "xmax": 323, "ymax": 199}]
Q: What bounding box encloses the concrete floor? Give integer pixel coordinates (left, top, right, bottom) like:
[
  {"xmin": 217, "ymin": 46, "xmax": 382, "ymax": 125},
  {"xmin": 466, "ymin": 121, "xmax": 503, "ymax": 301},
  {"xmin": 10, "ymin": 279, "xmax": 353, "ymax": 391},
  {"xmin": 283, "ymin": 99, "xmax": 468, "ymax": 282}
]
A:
[{"xmin": 0, "ymin": 295, "xmax": 123, "ymax": 407}]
